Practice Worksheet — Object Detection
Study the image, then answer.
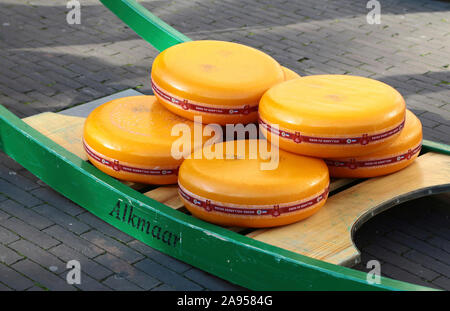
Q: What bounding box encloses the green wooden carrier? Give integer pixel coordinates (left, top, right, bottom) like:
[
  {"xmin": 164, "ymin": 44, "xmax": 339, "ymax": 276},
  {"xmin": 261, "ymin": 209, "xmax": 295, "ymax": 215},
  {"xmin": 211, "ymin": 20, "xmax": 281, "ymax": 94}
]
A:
[{"xmin": 0, "ymin": 0, "xmax": 449, "ymax": 291}]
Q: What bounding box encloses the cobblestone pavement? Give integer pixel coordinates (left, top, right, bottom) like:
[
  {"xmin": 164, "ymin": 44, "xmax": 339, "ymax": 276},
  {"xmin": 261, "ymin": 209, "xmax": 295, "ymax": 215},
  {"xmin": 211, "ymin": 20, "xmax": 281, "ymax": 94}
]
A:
[
  {"xmin": 0, "ymin": 0, "xmax": 449, "ymax": 291},
  {"xmin": 353, "ymin": 193, "xmax": 450, "ymax": 290}
]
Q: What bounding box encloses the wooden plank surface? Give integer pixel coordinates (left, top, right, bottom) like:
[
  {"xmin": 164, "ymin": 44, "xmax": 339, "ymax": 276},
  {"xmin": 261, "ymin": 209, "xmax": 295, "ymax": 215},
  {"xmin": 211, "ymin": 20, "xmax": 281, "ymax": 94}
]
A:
[
  {"xmin": 247, "ymin": 152, "xmax": 450, "ymax": 266},
  {"xmin": 329, "ymin": 178, "xmax": 357, "ymax": 192},
  {"xmin": 23, "ymin": 112, "xmax": 87, "ymax": 160},
  {"xmin": 22, "ymin": 112, "xmax": 148, "ymax": 190},
  {"xmin": 144, "ymin": 185, "xmax": 183, "ymax": 209}
]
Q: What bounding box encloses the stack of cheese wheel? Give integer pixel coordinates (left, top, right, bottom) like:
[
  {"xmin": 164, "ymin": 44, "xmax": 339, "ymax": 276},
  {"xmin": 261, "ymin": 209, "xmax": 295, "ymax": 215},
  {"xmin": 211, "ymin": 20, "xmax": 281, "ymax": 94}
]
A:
[
  {"xmin": 83, "ymin": 40, "xmax": 300, "ymax": 187},
  {"xmin": 259, "ymin": 75, "xmax": 407, "ymax": 158},
  {"xmin": 85, "ymin": 38, "xmax": 423, "ymax": 228},
  {"xmin": 178, "ymin": 139, "xmax": 329, "ymax": 228},
  {"xmin": 325, "ymin": 109, "xmax": 422, "ymax": 178},
  {"xmin": 259, "ymin": 74, "xmax": 422, "ymax": 178},
  {"xmin": 83, "ymin": 95, "xmax": 211, "ymax": 185},
  {"xmin": 151, "ymin": 40, "xmax": 287, "ymax": 125}
]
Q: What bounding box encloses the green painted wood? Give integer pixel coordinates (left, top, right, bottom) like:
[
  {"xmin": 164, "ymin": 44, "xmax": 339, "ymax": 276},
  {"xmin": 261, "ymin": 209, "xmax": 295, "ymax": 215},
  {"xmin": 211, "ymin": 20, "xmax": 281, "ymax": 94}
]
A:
[
  {"xmin": 0, "ymin": 104, "xmax": 435, "ymax": 291},
  {"xmin": 422, "ymin": 139, "xmax": 450, "ymax": 155},
  {"xmin": 100, "ymin": 0, "xmax": 191, "ymax": 52}
]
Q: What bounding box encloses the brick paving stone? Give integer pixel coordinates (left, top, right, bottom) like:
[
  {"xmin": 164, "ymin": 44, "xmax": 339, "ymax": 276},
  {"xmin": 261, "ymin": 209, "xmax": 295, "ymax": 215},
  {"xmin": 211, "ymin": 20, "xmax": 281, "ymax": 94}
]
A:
[
  {"xmin": 364, "ymin": 245, "xmax": 439, "ymax": 280},
  {"xmin": 94, "ymin": 253, "xmax": 161, "ymax": 290},
  {"xmin": 73, "ymin": 273, "xmax": 112, "ymax": 291},
  {"xmin": 418, "ymin": 117, "xmax": 439, "ymax": 129},
  {"xmin": 43, "ymin": 225, "xmax": 104, "ymax": 258},
  {"xmin": 32, "ymin": 203, "xmax": 90, "ymax": 235},
  {"xmin": 0, "ymin": 217, "xmax": 59, "ymax": 250},
  {"xmin": 0, "ymin": 244, "xmax": 23, "ymax": 265},
  {"xmin": 30, "ymin": 187, "xmax": 84, "ymax": 216},
  {"xmin": 359, "ymin": 250, "xmax": 386, "ymax": 267},
  {"xmin": 432, "ymin": 276, "xmax": 450, "ymax": 290},
  {"xmin": 8, "ymin": 239, "xmax": 67, "ymax": 274},
  {"xmin": 49, "ymin": 244, "xmax": 113, "ymax": 281},
  {"xmin": 427, "ymin": 236, "xmax": 450, "ymax": 254},
  {"xmin": 0, "ymin": 282, "xmax": 12, "ymax": 291},
  {"xmin": 0, "ymin": 209, "xmax": 10, "ymax": 222},
  {"xmin": 386, "ymin": 231, "xmax": 450, "ymax": 263},
  {"xmin": 399, "ymin": 215, "xmax": 450, "ymax": 242},
  {"xmin": 17, "ymin": 171, "xmax": 42, "ymax": 186},
  {"xmin": 0, "ymin": 179, "xmax": 43, "ymax": 207},
  {"xmin": 369, "ymin": 235, "xmax": 411, "ymax": 255},
  {"xmin": 393, "ymin": 194, "xmax": 449, "ymax": 220},
  {"xmin": 81, "ymin": 230, "xmax": 144, "ymax": 264},
  {"xmin": 102, "ymin": 274, "xmax": 143, "ymax": 291},
  {"xmin": 134, "ymin": 258, "xmax": 204, "ymax": 291},
  {"xmin": 435, "ymin": 124, "xmax": 450, "ymax": 135},
  {"xmin": 0, "ymin": 226, "xmax": 19, "ymax": 244},
  {"xmin": 0, "ymin": 199, "xmax": 54, "ymax": 230},
  {"xmin": 151, "ymin": 283, "xmax": 176, "ymax": 291},
  {"xmin": 77, "ymin": 211, "xmax": 134, "ymax": 243},
  {"xmin": 11, "ymin": 259, "xmax": 76, "ymax": 291},
  {"xmin": 355, "ymin": 218, "xmax": 394, "ymax": 236},
  {"xmin": 353, "ymin": 194, "xmax": 450, "ymax": 290},
  {"xmin": 0, "ymin": 263, "xmax": 34, "ymax": 291},
  {"xmin": 403, "ymin": 250, "xmax": 450, "ymax": 277},
  {"xmin": 127, "ymin": 239, "xmax": 192, "ymax": 273},
  {"xmin": 381, "ymin": 263, "xmax": 437, "ymax": 289},
  {"xmin": 183, "ymin": 269, "xmax": 246, "ymax": 291},
  {"xmin": 0, "ymin": 164, "xmax": 40, "ymax": 191},
  {"xmin": 379, "ymin": 215, "xmax": 434, "ymax": 241},
  {"xmin": 26, "ymin": 286, "xmax": 46, "ymax": 291}
]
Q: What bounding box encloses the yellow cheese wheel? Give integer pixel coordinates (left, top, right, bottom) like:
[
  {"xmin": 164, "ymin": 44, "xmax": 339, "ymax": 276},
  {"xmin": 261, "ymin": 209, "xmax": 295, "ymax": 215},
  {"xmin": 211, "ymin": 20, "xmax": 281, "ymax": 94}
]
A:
[
  {"xmin": 282, "ymin": 66, "xmax": 301, "ymax": 81},
  {"xmin": 178, "ymin": 139, "xmax": 330, "ymax": 228},
  {"xmin": 326, "ymin": 110, "xmax": 422, "ymax": 178},
  {"xmin": 151, "ymin": 40, "xmax": 284, "ymax": 125},
  {"xmin": 83, "ymin": 96, "xmax": 204, "ymax": 184},
  {"xmin": 259, "ymin": 75, "xmax": 406, "ymax": 158}
]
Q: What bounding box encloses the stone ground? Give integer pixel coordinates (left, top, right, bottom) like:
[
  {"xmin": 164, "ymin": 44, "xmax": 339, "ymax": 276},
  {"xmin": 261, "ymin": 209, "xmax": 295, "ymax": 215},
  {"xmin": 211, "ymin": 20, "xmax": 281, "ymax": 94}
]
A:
[{"xmin": 0, "ymin": 0, "xmax": 449, "ymax": 290}]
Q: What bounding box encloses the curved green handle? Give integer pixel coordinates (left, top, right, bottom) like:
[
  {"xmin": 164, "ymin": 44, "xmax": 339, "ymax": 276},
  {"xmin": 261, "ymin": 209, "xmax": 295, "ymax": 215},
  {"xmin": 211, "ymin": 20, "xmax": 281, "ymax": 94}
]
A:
[{"xmin": 100, "ymin": 0, "xmax": 191, "ymax": 51}]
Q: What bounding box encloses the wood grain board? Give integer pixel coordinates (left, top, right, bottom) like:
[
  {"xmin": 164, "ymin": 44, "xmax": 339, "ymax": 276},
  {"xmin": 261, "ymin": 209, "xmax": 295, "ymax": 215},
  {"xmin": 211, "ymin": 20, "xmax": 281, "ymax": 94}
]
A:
[
  {"xmin": 22, "ymin": 112, "xmax": 147, "ymax": 190},
  {"xmin": 23, "ymin": 112, "xmax": 87, "ymax": 160},
  {"xmin": 145, "ymin": 185, "xmax": 183, "ymax": 209},
  {"xmin": 247, "ymin": 152, "xmax": 450, "ymax": 266}
]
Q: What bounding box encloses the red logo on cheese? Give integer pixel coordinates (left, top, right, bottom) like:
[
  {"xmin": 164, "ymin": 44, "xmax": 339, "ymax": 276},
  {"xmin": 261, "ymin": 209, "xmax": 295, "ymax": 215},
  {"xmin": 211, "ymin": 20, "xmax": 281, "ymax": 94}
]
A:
[
  {"xmin": 272, "ymin": 205, "xmax": 280, "ymax": 217},
  {"xmin": 181, "ymin": 100, "xmax": 190, "ymax": 110},
  {"xmin": 294, "ymin": 132, "xmax": 302, "ymax": 144}
]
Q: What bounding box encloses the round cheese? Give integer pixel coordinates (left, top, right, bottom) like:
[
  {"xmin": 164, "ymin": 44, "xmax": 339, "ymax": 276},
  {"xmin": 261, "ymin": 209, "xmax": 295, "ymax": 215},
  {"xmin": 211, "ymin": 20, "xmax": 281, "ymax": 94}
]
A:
[
  {"xmin": 83, "ymin": 95, "xmax": 203, "ymax": 184},
  {"xmin": 259, "ymin": 75, "xmax": 406, "ymax": 158},
  {"xmin": 178, "ymin": 139, "xmax": 330, "ymax": 228},
  {"xmin": 151, "ymin": 40, "xmax": 285, "ymax": 125},
  {"xmin": 326, "ymin": 109, "xmax": 422, "ymax": 178},
  {"xmin": 282, "ymin": 66, "xmax": 301, "ymax": 81}
]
